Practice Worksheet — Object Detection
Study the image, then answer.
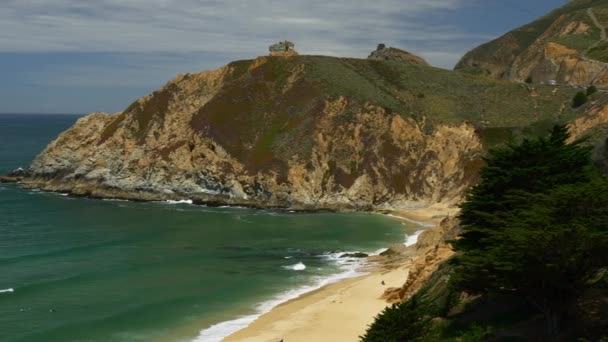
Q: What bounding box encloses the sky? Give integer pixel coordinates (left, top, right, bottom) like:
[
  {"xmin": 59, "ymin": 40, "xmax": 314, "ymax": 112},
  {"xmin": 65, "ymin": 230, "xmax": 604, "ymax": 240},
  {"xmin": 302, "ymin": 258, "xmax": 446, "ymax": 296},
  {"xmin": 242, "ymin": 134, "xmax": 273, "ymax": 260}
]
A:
[{"xmin": 0, "ymin": 0, "xmax": 569, "ymax": 114}]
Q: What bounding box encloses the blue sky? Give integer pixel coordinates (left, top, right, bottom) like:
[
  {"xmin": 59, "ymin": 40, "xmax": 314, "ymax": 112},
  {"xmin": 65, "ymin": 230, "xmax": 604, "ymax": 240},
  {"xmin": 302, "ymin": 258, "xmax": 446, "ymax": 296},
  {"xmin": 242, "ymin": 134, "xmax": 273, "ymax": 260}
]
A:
[{"xmin": 0, "ymin": 0, "xmax": 568, "ymax": 114}]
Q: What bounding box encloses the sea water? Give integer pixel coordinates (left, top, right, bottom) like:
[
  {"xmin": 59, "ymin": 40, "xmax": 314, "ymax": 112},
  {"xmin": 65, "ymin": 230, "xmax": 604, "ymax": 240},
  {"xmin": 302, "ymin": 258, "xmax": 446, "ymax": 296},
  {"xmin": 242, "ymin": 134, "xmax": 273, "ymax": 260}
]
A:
[{"xmin": 0, "ymin": 114, "xmax": 422, "ymax": 342}]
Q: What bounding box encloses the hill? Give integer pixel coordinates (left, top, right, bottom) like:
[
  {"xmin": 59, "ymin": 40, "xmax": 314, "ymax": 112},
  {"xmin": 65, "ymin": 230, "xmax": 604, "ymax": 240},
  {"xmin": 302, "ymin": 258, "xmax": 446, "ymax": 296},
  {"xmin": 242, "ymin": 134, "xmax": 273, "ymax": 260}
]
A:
[
  {"xmin": 367, "ymin": 45, "xmax": 430, "ymax": 66},
  {"xmin": 456, "ymin": 0, "xmax": 608, "ymax": 85},
  {"xmin": 4, "ymin": 55, "xmax": 605, "ymax": 210}
]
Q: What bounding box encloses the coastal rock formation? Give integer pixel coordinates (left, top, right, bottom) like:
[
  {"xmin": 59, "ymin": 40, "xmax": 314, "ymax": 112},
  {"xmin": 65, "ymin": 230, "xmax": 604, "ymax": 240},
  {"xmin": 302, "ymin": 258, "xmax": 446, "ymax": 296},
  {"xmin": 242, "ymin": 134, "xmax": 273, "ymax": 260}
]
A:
[
  {"xmin": 19, "ymin": 55, "xmax": 583, "ymax": 210},
  {"xmin": 456, "ymin": 1, "xmax": 608, "ymax": 86},
  {"xmin": 382, "ymin": 217, "xmax": 458, "ymax": 303},
  {"xmin": 368, "ymin": 44, "xmax": 429, "ymax": 66},
  {"xmin": 567, "ymin": 95, "xmax": 608, "ymax": 172}
]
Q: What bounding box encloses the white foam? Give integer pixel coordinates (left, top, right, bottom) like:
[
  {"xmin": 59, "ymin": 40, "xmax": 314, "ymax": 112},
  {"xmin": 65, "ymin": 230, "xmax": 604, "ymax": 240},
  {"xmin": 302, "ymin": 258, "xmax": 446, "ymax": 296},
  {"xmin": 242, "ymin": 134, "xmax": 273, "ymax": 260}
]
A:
[
  {"xmin": 101, "ymin": 198, "xmax": 129, "ymax": 202},
  {"xmin": 193, "ymin": 223, "xmax": 426, "ymax": 342},
  {"xmin": 165, "ymin": 199, "xmax": 193, "ymax": 205},
  {"xmin": 282, "ymin": 262, "xmax": 306, "ymax": 271},
  {"xmin": 194, "ymin": 266, "xmax": 366, "ymax": 342},
  {"xmin": 0, "ymin": 288, "xmax": 14, "ymax": 294},
  {"xmin": 217, "ymin": 205, "xmax": 248, "ymax": 210},
  {"xmin": 405, "ymin": 230, "xmax": 425, "ymax": 247}
]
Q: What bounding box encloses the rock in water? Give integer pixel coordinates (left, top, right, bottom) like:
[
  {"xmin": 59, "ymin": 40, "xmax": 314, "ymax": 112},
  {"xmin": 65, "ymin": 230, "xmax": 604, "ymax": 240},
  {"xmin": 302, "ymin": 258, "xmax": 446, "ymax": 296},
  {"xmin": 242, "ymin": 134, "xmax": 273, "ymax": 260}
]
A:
[
  {"xmin": 8, "ymin": 167, "xmax": 26, "ymax": 177},
  {"xmin": 339, "ymin": 252, "xmax": 369, "ymax": 258}
]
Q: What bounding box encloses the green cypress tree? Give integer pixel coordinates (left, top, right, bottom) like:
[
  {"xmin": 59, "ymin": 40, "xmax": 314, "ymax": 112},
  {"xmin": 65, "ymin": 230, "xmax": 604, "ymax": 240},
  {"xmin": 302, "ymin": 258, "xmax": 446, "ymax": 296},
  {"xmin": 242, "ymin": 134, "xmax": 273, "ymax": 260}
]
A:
[
  {"xmin": 494, "ymin": 181, "xmax": 608, "ymax": 337},
  {"xmin": 360, "ymin": 294, "xmax": 431, "ymax": 342},
  {"xmin": 573, "ymin": 91, "xmax": 588, "ymax": 108},
  {"xmin": 452, "ymin": 125, "xmax": 607, "ymax": 338},
  {"xmin": 455, "ymin": 125, "xmax": 591, "ymax": 274}
]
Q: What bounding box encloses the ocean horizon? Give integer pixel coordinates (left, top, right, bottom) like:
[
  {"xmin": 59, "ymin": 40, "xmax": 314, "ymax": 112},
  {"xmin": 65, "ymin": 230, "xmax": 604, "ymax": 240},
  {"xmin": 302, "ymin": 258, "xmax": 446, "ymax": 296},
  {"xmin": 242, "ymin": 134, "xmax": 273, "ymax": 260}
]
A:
[{"xmin": 0, "ymin": 113, "xmax": 422, "ymax": 341}]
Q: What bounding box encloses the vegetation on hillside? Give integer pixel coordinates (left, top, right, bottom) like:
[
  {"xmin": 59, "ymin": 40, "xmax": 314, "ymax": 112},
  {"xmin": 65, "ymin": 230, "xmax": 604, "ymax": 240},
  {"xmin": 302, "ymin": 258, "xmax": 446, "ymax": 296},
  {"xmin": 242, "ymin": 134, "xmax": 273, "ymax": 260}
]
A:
[
  {"xmin": 362, "ymin": 126, "xmax": 608, "ymax": 341},
  {"xmin": 185, "ymin": 56, "xmax": 581, "ymax": 167},
  {"xmin": 573, "ymin": 91, "xmax": 589, "ymax": 108},
  {"xmin": 457, "ymin": 0, "xmax": 608, "ymax": 75}
]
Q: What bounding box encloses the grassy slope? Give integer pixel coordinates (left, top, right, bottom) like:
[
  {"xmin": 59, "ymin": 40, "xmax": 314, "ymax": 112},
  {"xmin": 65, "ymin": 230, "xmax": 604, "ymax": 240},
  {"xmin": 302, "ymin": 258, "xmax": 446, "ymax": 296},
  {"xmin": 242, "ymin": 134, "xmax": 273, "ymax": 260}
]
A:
[
  {"xmin": 98, "ymin": 55, "xmax": 585, "ymax": 181},
  {"xmin": 457, "ymin": 0, "xmax": 608, "ymax": 70},
  {"xmin": 299, "ymin": 56, "xmax": 578, "ymax": 126},
  {"xmin": 189, "ymin": 56, "xmax": 580, "ymax": 155}
]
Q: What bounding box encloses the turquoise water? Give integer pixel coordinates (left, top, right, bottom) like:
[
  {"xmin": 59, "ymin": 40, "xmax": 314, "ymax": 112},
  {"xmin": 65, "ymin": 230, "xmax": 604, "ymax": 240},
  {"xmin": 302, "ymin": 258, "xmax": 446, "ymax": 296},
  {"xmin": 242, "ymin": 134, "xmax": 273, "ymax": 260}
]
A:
[{"xmin": 0, "ymin": 114, "xmax": 417, "ymax": 342}]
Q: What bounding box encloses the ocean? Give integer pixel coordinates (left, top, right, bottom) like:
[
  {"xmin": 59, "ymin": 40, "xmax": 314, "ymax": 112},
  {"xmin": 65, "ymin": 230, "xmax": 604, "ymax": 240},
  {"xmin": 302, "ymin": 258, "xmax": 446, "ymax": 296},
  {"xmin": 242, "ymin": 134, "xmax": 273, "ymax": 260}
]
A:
[{"xmin": 0, "ymin": 114, "xmax": 421, "ymax": 342}]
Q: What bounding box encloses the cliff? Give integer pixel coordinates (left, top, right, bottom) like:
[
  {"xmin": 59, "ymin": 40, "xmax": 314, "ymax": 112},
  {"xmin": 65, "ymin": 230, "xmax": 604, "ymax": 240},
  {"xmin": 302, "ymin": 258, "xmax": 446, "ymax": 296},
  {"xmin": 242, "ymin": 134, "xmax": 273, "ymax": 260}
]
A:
[
  {"xmin": 11, "ymin": 55, "xmax": 596, "ymax": 210},
  {"xmin": 456, "ymin": 0, "xmax": 608, "ymax": 86}
]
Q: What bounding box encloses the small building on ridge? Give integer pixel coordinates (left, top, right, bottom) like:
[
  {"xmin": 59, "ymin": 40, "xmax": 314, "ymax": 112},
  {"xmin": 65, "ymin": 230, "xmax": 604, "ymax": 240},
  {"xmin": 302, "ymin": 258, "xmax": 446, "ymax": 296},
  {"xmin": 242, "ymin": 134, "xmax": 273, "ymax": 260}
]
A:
[{"xmin": 269, "ymin": 41, "xmax": 298, "ymax": 57}]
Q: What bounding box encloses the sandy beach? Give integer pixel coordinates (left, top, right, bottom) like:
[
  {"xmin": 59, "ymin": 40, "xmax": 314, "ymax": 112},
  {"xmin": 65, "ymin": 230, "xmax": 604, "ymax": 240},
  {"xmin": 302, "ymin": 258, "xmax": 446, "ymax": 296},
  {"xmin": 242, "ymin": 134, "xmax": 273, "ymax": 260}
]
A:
[
  {"xmin": 222, "ymin": 205, "xmax": 455, "ymax": 342},
  {"xmin": 223, "ymin": 261, "xmax": 412, "ymax": 342}
]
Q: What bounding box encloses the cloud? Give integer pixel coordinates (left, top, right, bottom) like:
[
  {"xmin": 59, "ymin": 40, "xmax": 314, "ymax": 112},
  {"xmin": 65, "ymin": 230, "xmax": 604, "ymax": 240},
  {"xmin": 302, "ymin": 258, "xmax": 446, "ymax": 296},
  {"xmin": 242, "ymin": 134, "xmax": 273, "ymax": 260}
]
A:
[
  {"xmin": 0, "ymin": 0, "xmax": 483, "ymax": 67},
  {"xmin": 1, "ymin": 0, "xmax": 507, "ymax": 113}
]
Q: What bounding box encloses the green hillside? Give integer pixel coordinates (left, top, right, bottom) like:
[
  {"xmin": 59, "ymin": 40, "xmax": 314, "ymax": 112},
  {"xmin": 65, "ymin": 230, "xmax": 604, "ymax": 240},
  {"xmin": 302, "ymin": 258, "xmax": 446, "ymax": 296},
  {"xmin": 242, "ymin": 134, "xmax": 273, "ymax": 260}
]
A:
[
  {"xmin": 456, "ymin": 0, "xmax": 608, "ymax": 77},
  {"xmin": 189, "ymin": 56, "xmax": 580, "ymax": 158}
]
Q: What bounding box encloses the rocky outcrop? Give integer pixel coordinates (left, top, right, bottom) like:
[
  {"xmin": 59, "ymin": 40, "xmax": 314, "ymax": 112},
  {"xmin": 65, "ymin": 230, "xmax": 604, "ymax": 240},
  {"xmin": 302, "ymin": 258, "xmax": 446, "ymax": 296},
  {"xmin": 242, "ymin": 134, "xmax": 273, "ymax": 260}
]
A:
[
  {"xmin": 25, "ymin": 97, "xmax": 482, "ymax": 209},
  {"xmin": 567, "ymin": 96, "xmax": 608, "ymax": 173},
  {"xmin": 368, "ymin": 44, "xmax": 429, "ymax": 66},
  {"xmin": 382, "ymin": 217, "xmax": 459, "ymax": 303},
  {"xmin": 19, "ymin": 56, "xmax": 492, "ymax": 210},
  {"xmin": 569, "ymin": 96, "xmax": 608, "ymax": 140},
  {"xmin": 13, "ymin": 55, "xmax": 586, "ymax": 210},
  {"xmin": 456, "ymin": 2, "xmax": 608, "ymax": 86}
]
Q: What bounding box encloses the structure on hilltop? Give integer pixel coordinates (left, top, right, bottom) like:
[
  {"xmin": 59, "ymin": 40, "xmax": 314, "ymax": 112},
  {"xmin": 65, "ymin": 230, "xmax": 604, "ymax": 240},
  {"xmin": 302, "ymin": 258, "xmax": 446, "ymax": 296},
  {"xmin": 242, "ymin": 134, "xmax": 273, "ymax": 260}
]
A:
[
  {"xmin": 269, "ymin": 41, "xmax": 298, "ymax": 57},
  {"xmin": 368, "ymin": 44, "xmax": 429, "ymax": 66}
]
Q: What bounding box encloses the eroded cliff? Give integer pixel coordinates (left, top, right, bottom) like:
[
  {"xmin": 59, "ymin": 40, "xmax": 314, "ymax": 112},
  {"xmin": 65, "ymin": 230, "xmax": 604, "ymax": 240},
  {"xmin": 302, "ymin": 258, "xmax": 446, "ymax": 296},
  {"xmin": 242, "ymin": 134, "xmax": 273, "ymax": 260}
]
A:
[{"xmin": 14, "ymin": 55, "xmax": 587, "ymax": 210}]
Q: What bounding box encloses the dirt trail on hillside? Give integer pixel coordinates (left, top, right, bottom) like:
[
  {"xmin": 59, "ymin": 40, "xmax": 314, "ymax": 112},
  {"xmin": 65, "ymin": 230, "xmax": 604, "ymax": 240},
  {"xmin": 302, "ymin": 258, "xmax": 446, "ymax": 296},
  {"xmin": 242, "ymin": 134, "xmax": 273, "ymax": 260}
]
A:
[{"xmin": 588, "ymin": 8, "xmax": 606, "ymax": 41}]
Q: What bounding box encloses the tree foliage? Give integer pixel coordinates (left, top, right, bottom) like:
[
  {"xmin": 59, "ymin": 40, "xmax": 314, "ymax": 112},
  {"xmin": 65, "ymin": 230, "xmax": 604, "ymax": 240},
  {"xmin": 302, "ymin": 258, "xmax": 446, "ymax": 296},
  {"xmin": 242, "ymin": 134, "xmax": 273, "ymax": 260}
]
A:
[
  {"xmin": 573, "ymin": 91, "xmax": 588, "ymax": 108},
  {"xmin": 452, "ymin": 125, "xmax": 608, "ymax": 338},
  {"xmin": 361, "ymin": 294, "xmax": 432, "ymax": 342}
]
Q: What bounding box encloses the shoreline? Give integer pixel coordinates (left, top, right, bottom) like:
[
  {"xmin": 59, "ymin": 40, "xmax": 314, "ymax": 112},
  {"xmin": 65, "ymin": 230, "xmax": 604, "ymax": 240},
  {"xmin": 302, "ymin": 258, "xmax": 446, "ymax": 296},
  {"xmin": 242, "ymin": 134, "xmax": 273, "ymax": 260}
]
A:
[
  {"xmin": 214, "ymin": 207, "xmax": 450, "ymax": 342},
  {"xmin": 3, "ymin": 180, "xmax": 455, "ymax": 341}
]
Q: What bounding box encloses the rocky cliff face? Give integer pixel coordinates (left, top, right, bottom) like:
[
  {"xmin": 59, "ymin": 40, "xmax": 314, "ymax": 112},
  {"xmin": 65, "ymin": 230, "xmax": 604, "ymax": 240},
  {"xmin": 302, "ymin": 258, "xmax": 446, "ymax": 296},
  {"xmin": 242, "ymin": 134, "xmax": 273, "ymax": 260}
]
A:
[
  {"xmin": 456, "ymin": 0, "xmax": 608, "ymax": 85},
  {"xmin": 18, "ymin": 55, "xmax": 585, "ymax": 210}
]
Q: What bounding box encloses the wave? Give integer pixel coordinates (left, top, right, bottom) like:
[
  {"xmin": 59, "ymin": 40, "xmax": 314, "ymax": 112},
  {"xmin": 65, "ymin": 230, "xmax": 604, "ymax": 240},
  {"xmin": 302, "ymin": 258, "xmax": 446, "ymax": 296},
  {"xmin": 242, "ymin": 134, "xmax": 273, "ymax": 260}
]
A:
[
  {"xmin": 194, "ymin": 223, "xmax": 427, "ymax": 342},
  {"xmin": 194, "ymin": 265, "xmax": 366, "ymax": 342},
  {"xmin": 165, "ymin": 199, "xmax": 193, "ymax": 205},
  {"xmin": 282, "ymin": 262, "xmax": 306, "ymax": 271},
  {"xmin": 405, "ymin": 230, "xmax": 425, "ymax": 247},
  {"xmin": 0, "ymin": 288, "xmax": 14, "ymax": 294}
]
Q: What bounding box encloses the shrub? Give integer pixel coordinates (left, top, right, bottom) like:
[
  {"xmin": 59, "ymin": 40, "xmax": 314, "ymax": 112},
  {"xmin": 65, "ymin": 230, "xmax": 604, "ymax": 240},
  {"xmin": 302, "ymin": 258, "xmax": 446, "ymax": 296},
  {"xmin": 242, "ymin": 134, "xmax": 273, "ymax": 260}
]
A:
[
  {"xmin": 573, "ymin": 91, "xmax": 588, "ymax": 108},
  {"xmin": 459, "ymin": 324, "xmax": 493, "ymax": 342},
  {"xmin": 360, "ymin": 294, "xmax": 431, "ymax": 342}
]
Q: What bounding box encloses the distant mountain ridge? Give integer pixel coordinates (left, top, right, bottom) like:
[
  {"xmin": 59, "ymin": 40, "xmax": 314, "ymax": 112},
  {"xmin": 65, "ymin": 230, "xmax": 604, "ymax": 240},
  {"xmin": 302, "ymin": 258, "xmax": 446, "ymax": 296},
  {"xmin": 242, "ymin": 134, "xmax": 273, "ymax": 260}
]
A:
[{"xmin": 456, "ymin": 0, "xmax": 608, "ymax": 86}]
